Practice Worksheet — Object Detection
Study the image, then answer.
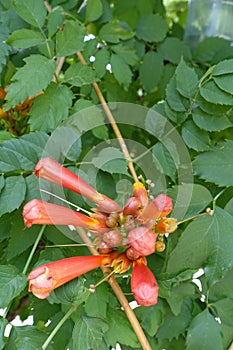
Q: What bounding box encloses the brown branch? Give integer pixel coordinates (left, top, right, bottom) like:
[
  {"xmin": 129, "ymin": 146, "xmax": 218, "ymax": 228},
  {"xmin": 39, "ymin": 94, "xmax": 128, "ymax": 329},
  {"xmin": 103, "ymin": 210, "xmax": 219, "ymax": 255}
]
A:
[
  {"xmin": 52, "ymin": 56, "xmax": 65, "ymax": 82},
  {"xmin": 76, "ymin": 51, "xmax": 138, "ymax": 183},
  {"xmin": 76, "ymin": 227, "xmax": 152, "ymax": 350}
]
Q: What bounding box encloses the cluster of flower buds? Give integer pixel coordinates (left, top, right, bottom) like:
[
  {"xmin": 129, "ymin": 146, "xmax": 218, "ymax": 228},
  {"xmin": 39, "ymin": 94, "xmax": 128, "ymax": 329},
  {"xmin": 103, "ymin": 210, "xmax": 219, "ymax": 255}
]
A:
[
  {"xmin": 0, "ymin": 87, "xmax": 42, "ymax": 135},
  {"xmin": 23, "ymin": 158, "xmax": 177, "ymax": 305}
]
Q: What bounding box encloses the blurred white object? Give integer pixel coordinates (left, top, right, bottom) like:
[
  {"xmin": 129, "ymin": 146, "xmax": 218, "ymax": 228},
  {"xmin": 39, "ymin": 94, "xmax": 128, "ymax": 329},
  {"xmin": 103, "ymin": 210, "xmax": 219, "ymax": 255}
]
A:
[{"xmin": 184, "ymin": 0, "xmax": 233, "ymax": 49}]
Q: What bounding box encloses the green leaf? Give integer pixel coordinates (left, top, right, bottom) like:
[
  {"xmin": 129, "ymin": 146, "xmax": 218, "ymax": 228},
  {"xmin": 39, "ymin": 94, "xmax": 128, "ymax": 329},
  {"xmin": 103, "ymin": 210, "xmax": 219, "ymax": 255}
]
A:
[
  {"xmin": 192, "ymin": 108, "xmax": 232, "ymax": 131},
  {"xmin": 186, "ymin": 309, "xmax": 223, "ymax": 350},
  {"xmin": 135, "ymin": 301, "xmax": 166, "ymax": 337},
  {"xmin": 167, "ymin": 183, "xmax": 213, "ymax": 221},
  {"xmin": 167, "ymin": 283, "xmax": 195, "ymax": 316},
  {"xmin": 99, "ymin": 21, "xmax": 134, "ymax": 44},
  {"xmin": 85, "ymin": 284, "xmax": 109, "ymax": 318},
  {"xmin": 0, "ymin": 265, "xmax": 27, "ymax": 308},
  {"xmin": 85, "ymin": 0, "xmax": 103, "ymax": 23},
  {"xmin": 166, "ymin": 76, "xmax": 186, "ymax": 112},
  {"xmin": 12, "ymin": 0, "xmax": 47, "ymax": 28},
  {"xmin": 164, "ymin": 101, "xmax": 187, "ymax": 124},
  {"xmin": 93, "ymin": 47, "xmax": 110, "ymax": 78},
  {"xmin": 29, "ymin": 83, "xmax": 73, "ymax": 132},
  {"xmin": 7, "ymin": 210, "xmax": 41, "ymax": 260},
  {"xmin": 0, "ymin": 132, "xmax": 49, "ymax": 172},
  {"xmin": 4, "ymin": 55, "xmax": 56, "ymax": 110},
  {"xmin": 200, "ymin": 80, "xmax": 233, "ymax": 106},
  {"xmin": 0, "ymin": 26, "xmax": 12, "ymax": 73},
  {"xmin": 198, "ymin": 95, "xmax": 232, "ymax": 115},
  {"xmin": 72, "ymin": 316, "xmax": 108, "ymax": 350},
  {"xmin": 52, "ymin": 278, "xmax": 90, "ymax": 305},
  {"xmin": 166, "ymin": 207, "xmax": 233, "ymax": 285},
  {"xmin": 193, "ymin": 140, "xmax": 233, "ymax": 186},
  {"xmin": 112, "ymin": 44, "xmax": 138, "ymax": 66},
  {"xmin": 0, "ymin": 130, "xmax": 15, "ymax": 143},
  {"xmin": 92, "ymin": 148, "xmax": 128, "ymax": 175},
  {"xmin": 6, "ymin": 325, "xmax": 53, "ymax": 350},
  {"xmin": 213, "ymin": 74, "xmax": 233, "ymax": 95},
  {"xmin": 105, "ymin": 308, "xmax": 139, "ymax": 348},
  {"xmin": 209, "ymin": 268, "xmax": 233, "ymax": 301},
  {"xmin": 139, "ymin": 51, "xmax": 163, "ymax": 93},
  {"xmin": 6, "ymin": 29, "xmax": 44, "ymax": 49},
  {"xmin": 64, "ymin": 62, "xmax": 97, "ymax": 86},
  {"xmin": 157, "ymin": 299, "xmax": 192, "ymax": 341},
  {"xmin": 158, "ymin": 37, "xmax": 191, "ymax": 64},
  {"xmin": 0, "ymin": 176, "xmax": 4, "ymax": 192},
  {"xmin": 56, "ymin": 20, "xmax": 85, "ymax": 57},
  {"xmin": 0, "ymin": 176, "xmax": 26, "ymax": 216},
  {"xmin": 175, "ymin": 58, "xmax": 199, "ymax": 99},
  {"xmin": 110, "ymin": 54, "xmax": 132, "ymax": 89},
  {"xmin": 152, "ymin": 142, "xmax": 176, "ymax": 181},
  {"xmin": 193, "ymin": 37, "xmax": 233, "ymax": 65},
  {"xmin": 0, "ymin": 318, "xmax": 8, "ymax": 349},
  {"xmin": 136, "ymin": 14, "xmax": 168, "ymax": 43},
  {"xmin": 212, "ymin": 58, "xmax": 233, "ymax": 76},
  {"xmin": 48, "ymin": 6, "xmax": 65, "ymax": 37},
  {"xmin": 211, "ymin": 298, "xmax": 233, "ymax": 326},
  {"xmin": 181, "ymin": 120, "xmax": 210, "ymax": 151}
]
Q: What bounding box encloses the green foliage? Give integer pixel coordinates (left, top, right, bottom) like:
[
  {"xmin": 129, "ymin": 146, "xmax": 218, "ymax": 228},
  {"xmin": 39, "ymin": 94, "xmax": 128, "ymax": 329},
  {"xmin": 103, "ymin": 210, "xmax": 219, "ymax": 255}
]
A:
[{"xmin": 0, "ymin": 0, "xmax": 233, "ymax": 349}]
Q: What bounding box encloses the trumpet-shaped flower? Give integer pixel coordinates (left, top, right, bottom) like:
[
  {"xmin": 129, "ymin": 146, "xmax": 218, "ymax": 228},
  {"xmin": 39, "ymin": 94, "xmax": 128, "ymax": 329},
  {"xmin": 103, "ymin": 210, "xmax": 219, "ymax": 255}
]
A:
[
  {"xmin": 23, "ymin": 199, "xmax": 107, "ymax": 233},
  {"xmin": 28, "ymin": 255, "xmax": 110, "ymax": 299},
  {"xmin": 139, "ymin": 194, "xmax": 173, "ymax": 224},
  {"xmin": 34, "ymin": 158, "xmax": 121, "ymax": 213},
  {"xmin": 131, "ymin": 260, "xmax": 158, "ymax": 306}
]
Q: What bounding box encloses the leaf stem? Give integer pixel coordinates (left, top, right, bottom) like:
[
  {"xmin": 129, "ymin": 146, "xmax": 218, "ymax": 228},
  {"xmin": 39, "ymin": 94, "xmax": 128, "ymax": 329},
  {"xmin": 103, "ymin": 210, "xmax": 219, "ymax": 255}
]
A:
[
  {"xmin": 22, "ymin": 225, "xmax": 46, "ymax": 275},
  {"xmin": 42, "ymin": 305, "xmax": 77, "ymax": 350}
]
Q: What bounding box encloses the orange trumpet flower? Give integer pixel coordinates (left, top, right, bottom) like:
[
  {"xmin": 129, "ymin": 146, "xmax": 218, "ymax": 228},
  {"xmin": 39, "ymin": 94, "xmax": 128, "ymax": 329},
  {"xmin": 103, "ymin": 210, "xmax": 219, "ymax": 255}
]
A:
[
  {"xmin": 28, "ymin": 255, "xmax": 110, "ymax": 299},
  {"xmin": 139, "ymin": 194, "xmax": 173, "ymax": 224},
  {"xmin": 34, "ymin": 158, "xmax": 121, "ymax": 213},
  {"xmin": 23, "ymin": 199, "xmax": 107, "ymax": 233}
]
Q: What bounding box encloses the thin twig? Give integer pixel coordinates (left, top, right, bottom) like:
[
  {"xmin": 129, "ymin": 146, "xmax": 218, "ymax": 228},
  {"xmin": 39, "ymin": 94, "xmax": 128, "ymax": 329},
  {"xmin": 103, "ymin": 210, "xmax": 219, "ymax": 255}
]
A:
[
  {"xmin": 76, "ymin": 51, "xmax": 138, "ymax": 183},
  {"xmin": 52, "ymin": 56, "xmax": 65, "ymax": 82}
]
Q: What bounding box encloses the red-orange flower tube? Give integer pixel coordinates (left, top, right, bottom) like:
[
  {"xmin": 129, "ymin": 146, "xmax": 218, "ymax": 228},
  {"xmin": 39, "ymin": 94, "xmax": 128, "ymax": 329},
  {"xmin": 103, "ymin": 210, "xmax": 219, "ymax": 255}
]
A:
[
  {"xmin": 27, "ymin": 255, "xmax": 110, "ymax": 299},
  {"xmin": 131, "ymin": 260, "xmax": 158, "ymax": 306},
  {"xmin": 139, "ymin": 194, "xmax": 173, "ymax": 224},
  {"xmin": 34, "ymin": 158, "xmax": 121, "ymax": 213},
  {"xmin": 23, "ymin": 199, "xmax": 107, "ymax": 233}
]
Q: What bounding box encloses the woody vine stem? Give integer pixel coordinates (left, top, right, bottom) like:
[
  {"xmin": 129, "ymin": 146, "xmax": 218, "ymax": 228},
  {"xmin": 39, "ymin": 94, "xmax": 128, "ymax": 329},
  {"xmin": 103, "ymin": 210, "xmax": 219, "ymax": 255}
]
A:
[{"xmin": 43, "ymin": 2, "xmax": 151, "ymax": 349}]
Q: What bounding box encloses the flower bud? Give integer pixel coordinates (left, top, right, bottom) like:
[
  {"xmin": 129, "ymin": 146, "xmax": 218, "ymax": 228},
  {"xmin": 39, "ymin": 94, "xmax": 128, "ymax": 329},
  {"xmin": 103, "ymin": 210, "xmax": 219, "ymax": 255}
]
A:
[
  {"xmin": 128, "ymin": 226, "xmax": 156, "ymax": 256},
  {"xmin": 98, "ymin": 240, "xmax": 113, "ymax": 254},
  {"xmin": 105, "ymin": 212, "xmax": 119, "ymax": 228},
  {"xmin": 123, "ymin": 197, "xmax": 141, "ymax": 216},
  {"xmin": 131, "ymin": 261, "xmax": 158, "ymax": 306},
  {"xmin": 126, "ymin": 247, "xmax": 140, "ymax": 261},
  {"xmin": 155, "ymin": 241, "xmax": 166, "ymax": 252},
  {"xmin": 103, "ymin": 230, "xmax": 122, "ymax": 247},
  {"xmin": 124, "ymin": 215, "xmax": 135, "ymax": 232}
]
